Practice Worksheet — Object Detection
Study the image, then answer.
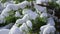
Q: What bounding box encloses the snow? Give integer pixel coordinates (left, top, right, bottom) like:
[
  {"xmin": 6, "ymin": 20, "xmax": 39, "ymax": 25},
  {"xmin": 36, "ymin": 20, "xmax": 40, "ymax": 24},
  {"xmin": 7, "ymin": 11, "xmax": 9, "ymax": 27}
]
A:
[
  {"xmin": 40, "ymin": 17, "xmax": 55, "ymax": 34},
  {"xmin": 4, "ymin": 1, "xmax": 14, "ymax": 7},
  {"xmin": 40, "ymin": 24, "xmax": 56, "ymax": 34},
  {"xmin": 29, "ymin": 12, "xmax": 38, "ymax": 20},
  {"xmin": 40, "ymin": 12, "xmax": 48, "ymax": 18},
  {"xmin": 2, "ymin": 23, "xmax": 14, "ymax": 29},
  {"xmin": 9, "ymin": 25, "xmax": 21, "ymax": 34},
  {"xmin": 36, "ymin": 0, "xmax": 42, "ymax": 4},
  {"xmin": 17, "ymin": 1, "xmax": 29, "ymax": 9},
  {"xmin": 40, "ymin": 25, "xmax": 48, "ymax": 34},
  {"xmin": 0, "ymin": 15, "xmax": 5, "ymax": 23},
  {"xmin": 47, "ymin": 17, "xmax": 55, "ymax": 26},
  {"xmin": 19, "ymin": 20, "xmax": 32, "ymax": 34},
  {"xmin": 0, "ymin": 2, "xmax": 4, "ymax": 13},
  {"xmin": 15, "ymin": 11, "xmax": 21, "ymax": 17},
  {"xmin": 34, "ymin": 4, "xmax": 47, "ymax": 13},
  {"xmin": 26, "ymin": 20, "xmax": 32, "ymax": 29},
  {"xmin": 15, "ymin": 14, "xmax": 29, "ymax": 24},
  {"xmin": 6, "ymin": 4, "xmax": 19, "ymax": 10},
  {"xmin": 0, "ymin": 0, "xmax": 58, "ymax": 34},
  {"xmin": 43, "ymin": 26, "xmax": 56, "ymax": 34},
  {"xmin": 1, "ymin": 7, "xmax": 11, "ymax": 17},
  {"xmin": 19, "ymin": 23, "xmax": 28, "ymax": 32},
  {"xmin": 56, "ymin": 0, "xmax": 60, "ymax": 5},
  {"xmin": 1, "ymin": 1, "xmax": 29, "ymax": 17},
  {"xmin": 0, "ymin": 1, "xmax": 29, "ymax": 18},
  {"xmin": 36, "ymin": 0, "xmax": 49, "ymax": 4},
  {"xmin": 0, "ymin": 29, "xmax": 9, "ymax": 34},
  {"xmin": 22, "ymin": 9, "xmax": 38, "ymax": 20},
  {"xmin": 41, "ymin": 0, "xmax": 49, "ymax": 3}
]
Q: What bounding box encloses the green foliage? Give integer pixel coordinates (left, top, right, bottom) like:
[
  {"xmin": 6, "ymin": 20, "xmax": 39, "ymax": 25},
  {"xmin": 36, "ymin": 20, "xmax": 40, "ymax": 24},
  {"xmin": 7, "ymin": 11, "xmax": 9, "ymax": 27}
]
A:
[
  {"xmin": 0, "ymin": 23, "xmax": 9, "ymax": 27},
  {"xmin": 48, "ymin": 1, "xmax": 60, "ymax": 9},
  {"xmin": 0, "ymin": 8, "xmax": 24, "ymax": 27},
  {"xmin": 25, "ymin": 5, "xmax": 31, "ymax": 9},
  {"xmin": 0, "ymin": 17, "xmax": 20, "ymax": 27},
  {"xmin": 0, "ymin": 0, "xmax": 58, "ymax": 33},
  {"xmin": 5, "ymin": 10, "xmax": 21, "ymax": 23},
  {"xmin": 0, "ymin": 10, "xmax": 15, "ymax": 27},
  {"xmin": 1, "ymin": 0, "xmax": 7, "ymax": 3},
  {"xmin": 16, "ymin": 24, "xmax": 22, "ymax": 27},
  {"xmin": 18, "ymin": 8, "xmax": 23, "ymax": 15},
  {"xmin": 30, "ymin": 17, "xmax": 46, "ymax": 34},
  {"xmin": 13, "ymin": 0, "xmax": 25, "ymax": 4},
  {"xmin": 0, "ymin": 10, "xmax": 21, "ymax": 27},
  {"xmin": 25, "ymin": 5, "xmax": 36, "ymax": 11},
  {"xmin": 5, "ymin": 16, "xmax": 18, "ymax": 23},
  {"xmin": 8, "ymin": 10, "xmax": 16, "ymax": 16},
  {"xmin": 26, "ymin": 0, "xmax": 35, "ymax": 2},
  {"xmin": 0, "ymin": 0, "xmax": 35, "ymax": 3}
]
